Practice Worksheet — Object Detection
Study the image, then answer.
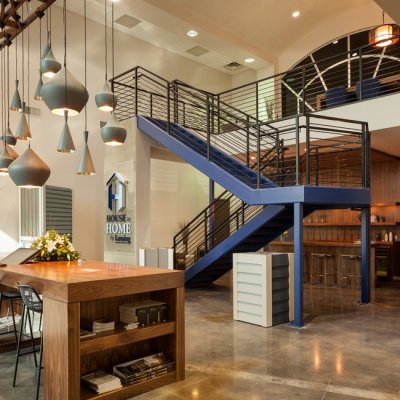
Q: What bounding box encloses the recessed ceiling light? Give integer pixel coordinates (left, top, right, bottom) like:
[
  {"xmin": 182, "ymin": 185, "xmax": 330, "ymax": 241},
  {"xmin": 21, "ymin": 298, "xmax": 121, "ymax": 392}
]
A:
[
  {"xmin": 244, "ymin": 58, "xmax": 255, "ymax": 63},
  {"xmin": 352, "ymin": 52, "xmax": 357, "ymax": 57},
  {"xmin": 292, "ymin": 11, "xmax": 300, "ymax": 18},
  {"xmin": 187, "ymin": 30, "xmax": 198, "ymax": 38},
  {"xmin": 333, "ymin": 40, "xmax": 339, "ymax": 44}
]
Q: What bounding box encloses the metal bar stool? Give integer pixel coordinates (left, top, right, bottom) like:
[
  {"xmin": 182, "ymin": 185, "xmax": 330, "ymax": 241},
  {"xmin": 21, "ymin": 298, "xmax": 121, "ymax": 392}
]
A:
[
  {"xmin": 13, "ymin": 285, "xmax": 43, "ymax": 400},
  {"xmin": 310, "ymin": 253, "xmax": 336, "ymax": 286},
  {"xmin": 0, "ymin": 290, "xmax": 22, "ymax": 343},
  {"xmin": 340, "ymin": 255, "xmax": 361, "ymax": 288}
]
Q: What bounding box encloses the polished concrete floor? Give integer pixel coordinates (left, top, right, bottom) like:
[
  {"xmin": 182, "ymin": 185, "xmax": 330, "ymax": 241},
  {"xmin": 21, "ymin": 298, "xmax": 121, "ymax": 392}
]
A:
[{"xmin": 1, "ymin": 283, "xmax": 400, "ymax": 399}]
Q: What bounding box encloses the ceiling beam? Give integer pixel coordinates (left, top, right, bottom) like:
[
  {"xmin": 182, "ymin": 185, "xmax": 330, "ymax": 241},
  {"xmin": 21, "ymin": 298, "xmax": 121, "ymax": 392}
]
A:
[{"xmin": 0, "ymin": 0, "xmax": 57, "ymax": 49}]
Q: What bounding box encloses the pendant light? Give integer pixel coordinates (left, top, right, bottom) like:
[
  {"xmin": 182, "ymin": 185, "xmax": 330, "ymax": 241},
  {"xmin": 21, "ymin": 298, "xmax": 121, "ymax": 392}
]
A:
[
  {"xmin": 2, "ymin": 45, "xmax": 17, "ymax": 147},
  {"xmin": 34, "ymin": 18, "xmax": 44, "ymax": 100},
  {"xmin": 15, "ymin": 7, "xmax": 31, "ymax": 141},
  {"xmin": 101, "ymin": 1, "xmax": 126, "ymax": 146},
  {"xmin": 9, "ymin": 3, "xmax": 51, "ymax": 189},
  {"xmin": 0, "ymin": 37, "xmax": 15, "ymax": 176},
  {"xmin": 10, "ymin": 35, "xmax": 22, "ymax": 112},
  {"xmin": 40, "ymin": 8, "xmax": 61, "ymax": 79},
  {"xmin": 95, "ymin": 0, "xmax": 117, "ymax": 111},
  {"xmin": 57, "ymin": 110, "xmax": 75, "ymax": 152},
  {"xmin": 369, "ymin": 11, "xmax": 400, "ymax": 48},
  {"xmin": 41, "ymin": 0, "xmax": 88, "ymax": 117},
  {"xmin": 77, "ymin": 0, "xmax": 95, "ymax": 175}
]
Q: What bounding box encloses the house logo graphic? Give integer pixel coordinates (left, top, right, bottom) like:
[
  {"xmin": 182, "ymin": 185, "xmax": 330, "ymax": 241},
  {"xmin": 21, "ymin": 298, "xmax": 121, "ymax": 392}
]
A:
[{"xmin": 107, "ymin": 172, "xmax": 128, "ymax": 212}]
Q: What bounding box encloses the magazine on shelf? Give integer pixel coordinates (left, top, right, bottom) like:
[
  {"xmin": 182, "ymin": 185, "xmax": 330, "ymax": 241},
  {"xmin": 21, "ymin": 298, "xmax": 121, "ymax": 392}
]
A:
[
  {"xmin": 113, "ymin": 352, "xmax": 175, "ymax": 386},
  {"xmin": 81, "ymin": 370, "xmax": 122, "ymax": 394}
]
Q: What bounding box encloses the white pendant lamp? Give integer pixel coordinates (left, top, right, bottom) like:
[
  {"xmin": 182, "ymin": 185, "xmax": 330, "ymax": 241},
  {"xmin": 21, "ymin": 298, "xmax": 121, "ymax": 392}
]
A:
[
  {"xmin": 34, "ymin": 18, "xmax": 45, "ymax": 100},
  {"xmin": 2, "ymin": 127, "xmax": 17, "ymax": 147},
  {"xmin": 3, "ymin": 46, "xmax": 17, "ymax": 147},
  {"xmin": 57, "ymin": 110, "xmax": 75, "ymax": 152},
  {"xmin": 95, "ymin": 0, "xmax": 117, "ymax": 111},
  {"xmin": 8, "ymin": 146, "xmax": 51, "ymax": 188},
  {"xmin": 0, "ymin": 144, "xmax": 14, "ymax": 176},
  {"xmin": 78, "ymin": 0, "xmax": 95, "ymax": 176}
]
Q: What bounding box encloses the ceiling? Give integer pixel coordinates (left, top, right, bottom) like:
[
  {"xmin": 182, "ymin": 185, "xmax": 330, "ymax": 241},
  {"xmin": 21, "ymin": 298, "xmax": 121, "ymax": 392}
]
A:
[{"xmin": 61, "ymin": 0, "xmax": 386, "ymax": 75}]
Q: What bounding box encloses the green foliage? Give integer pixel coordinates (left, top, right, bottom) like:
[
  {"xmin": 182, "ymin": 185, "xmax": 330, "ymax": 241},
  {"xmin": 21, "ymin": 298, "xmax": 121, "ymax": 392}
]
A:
[{"xmin": 31, "ymin": 230, "xmax": 80, "ymax": 262}]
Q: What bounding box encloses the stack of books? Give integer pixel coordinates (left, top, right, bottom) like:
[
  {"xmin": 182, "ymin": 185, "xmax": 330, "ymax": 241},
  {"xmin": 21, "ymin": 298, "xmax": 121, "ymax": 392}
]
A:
[
  {"xmin": 81, "ymin": 318, "xmax": 115, "ymax": 333},
  {"xmin": 80, "ymin": 329, "xmax": 96, "ymax": 340},
  {"xmin": 81, "ymin": 370, "xmax": 122, "ymax": 394},
  {"xmin": 119, "ymin": 301, "xmax": 168, "ymax": 327},
  {"xmin": 113, "ymin": 353, "xmax": 175, "ymax": 386}
]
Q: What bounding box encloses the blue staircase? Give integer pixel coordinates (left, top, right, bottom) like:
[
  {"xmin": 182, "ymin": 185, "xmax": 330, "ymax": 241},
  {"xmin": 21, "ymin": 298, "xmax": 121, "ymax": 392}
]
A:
[{"xmin": 122, "ymin": 67, "xmax": 370, "ymax": 287}]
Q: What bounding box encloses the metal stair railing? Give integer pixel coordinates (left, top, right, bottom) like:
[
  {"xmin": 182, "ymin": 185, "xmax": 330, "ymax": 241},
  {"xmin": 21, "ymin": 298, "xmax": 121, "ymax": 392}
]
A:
[{"xmin": 172, "ymin": 144, "xmax": 289, "ymax": 269}]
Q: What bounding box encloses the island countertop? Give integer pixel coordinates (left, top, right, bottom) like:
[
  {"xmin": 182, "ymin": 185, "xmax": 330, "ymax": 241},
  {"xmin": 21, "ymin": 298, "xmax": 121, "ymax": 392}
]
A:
[{"xmin": 0, "ymin": 260, "xmax": 184, "ymax": 303}]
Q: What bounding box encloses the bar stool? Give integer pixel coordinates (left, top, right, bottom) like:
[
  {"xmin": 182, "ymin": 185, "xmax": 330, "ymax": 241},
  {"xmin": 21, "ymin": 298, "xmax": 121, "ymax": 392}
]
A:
[
  {"xmin": 0, "ymin": 290, "xmax": 22, "ymax": 343},
  {"xmin": 13, "ymin": 285, "xmax": 43, "ymax": 400},
  {"xmin": 339, "ymin": 255, "xmax": 361, "ymax": 288},
  {"xmin": 310, "ymin": 253, "xmax": 336, "ymax": 286}
]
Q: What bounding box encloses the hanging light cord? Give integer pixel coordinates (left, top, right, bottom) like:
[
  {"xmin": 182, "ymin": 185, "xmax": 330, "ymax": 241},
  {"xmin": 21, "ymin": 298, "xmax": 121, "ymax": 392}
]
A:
[
  {"xmin": 104, "ymin": 0, "xmax": 107, "ymax": 81},
  {"xmin": 84, "ymin": 0, "xmax": 87, "ymax": 130},
  {"xmin": 26, "ymin": 3, "xmax": 31, "ymax": 123},
  {"xmin": 7, "ymin": 44, "xmax": 10, "ymax": 128},
  {"xmin": 15, "ymin": 34, "xmax": 17, "ymax": 82},
  {"xmin": 39, "ymin": 14, "xmax": 42, "ymax": 61},
  {"xmin": 112, "ymin": 1, "xmax": 115, "ymax": 80},
  {"xmin": 2, "ymin": 32, "xmax": 5, "ymax": 141},
  {"xmin": 63, "ymin": 0, "xmax": 68, "ymax": 112},
  {"xmin": 21, "ymin": 5, "xmax": 24, "ymax": 105}
]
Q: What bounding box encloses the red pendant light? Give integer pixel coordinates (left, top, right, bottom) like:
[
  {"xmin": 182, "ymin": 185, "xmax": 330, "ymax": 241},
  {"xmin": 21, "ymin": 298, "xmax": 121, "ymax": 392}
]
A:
[{"xmin": 369, "ymin": 11, "xmax": 400, "ymax": 48}]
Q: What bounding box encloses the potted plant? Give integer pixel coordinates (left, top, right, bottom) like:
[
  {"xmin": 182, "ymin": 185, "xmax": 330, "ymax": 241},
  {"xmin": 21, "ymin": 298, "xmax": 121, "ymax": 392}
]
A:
[{"xmin": 31, "ymin": 230, "xmax": 80, "ymax": 261}]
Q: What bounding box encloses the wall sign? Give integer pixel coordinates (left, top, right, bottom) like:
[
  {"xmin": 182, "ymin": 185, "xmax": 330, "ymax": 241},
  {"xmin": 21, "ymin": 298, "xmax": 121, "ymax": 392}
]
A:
[{"xmin": 105, "ymin": 172, "xmax": 132, "ymax": 245}]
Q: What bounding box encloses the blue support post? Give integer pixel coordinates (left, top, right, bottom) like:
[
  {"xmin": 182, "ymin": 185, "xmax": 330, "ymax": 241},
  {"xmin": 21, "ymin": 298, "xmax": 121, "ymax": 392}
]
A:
[
  {"xmin": 293, "ymin": 202, "xmax": 304, "ymax": 328},
  {"xmin": 361, "ymin": 206, "xmax": 371, "ymax": 304}
]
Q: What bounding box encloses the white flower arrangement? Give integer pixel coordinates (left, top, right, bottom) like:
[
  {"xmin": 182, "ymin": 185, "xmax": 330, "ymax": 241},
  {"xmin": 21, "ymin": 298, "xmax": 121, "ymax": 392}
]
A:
[{"xmin": 31, "ymin": 230, "xmax": 80, "ymax": 262}]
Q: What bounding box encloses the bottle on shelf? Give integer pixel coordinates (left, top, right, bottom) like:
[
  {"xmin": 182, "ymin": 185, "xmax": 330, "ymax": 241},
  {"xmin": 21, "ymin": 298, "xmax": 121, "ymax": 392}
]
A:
[
  {"xmin": 384, "ymin": 231, "xmax": 389, "ymax": 242},
  {"xmin": 389, "ymin": 231, "xmax": 393, "ymax": 242}
]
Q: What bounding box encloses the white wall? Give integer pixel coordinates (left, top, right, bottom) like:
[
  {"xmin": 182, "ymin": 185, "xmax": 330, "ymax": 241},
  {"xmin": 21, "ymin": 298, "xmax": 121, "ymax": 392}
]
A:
[
  {"xmin": 150, "ymin": 158, "xmax": 210, "ymax": 248},
  {"xmin": 0, "ymin": 5, "xmax": 232, "ymax": 260}
]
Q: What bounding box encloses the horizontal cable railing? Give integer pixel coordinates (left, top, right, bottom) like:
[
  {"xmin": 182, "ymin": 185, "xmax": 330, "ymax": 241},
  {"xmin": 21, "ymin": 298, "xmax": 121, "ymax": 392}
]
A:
[{"xmin": 218, "ymin": 40, "xmax": 400, "ymax": 122}]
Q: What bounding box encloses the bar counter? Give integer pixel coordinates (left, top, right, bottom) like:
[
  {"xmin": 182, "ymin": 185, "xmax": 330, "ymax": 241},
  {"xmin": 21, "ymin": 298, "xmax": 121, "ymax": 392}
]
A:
[{"xmin": 0, "ymin": 260, "xmax": 185, "ymax": 400}]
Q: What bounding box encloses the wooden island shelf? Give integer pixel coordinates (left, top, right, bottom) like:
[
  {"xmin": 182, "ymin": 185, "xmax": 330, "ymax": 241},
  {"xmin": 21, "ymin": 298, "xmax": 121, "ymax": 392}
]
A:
[{"xmin": 0, "ymin": 260, "xmax": 185, "ymax": 400}]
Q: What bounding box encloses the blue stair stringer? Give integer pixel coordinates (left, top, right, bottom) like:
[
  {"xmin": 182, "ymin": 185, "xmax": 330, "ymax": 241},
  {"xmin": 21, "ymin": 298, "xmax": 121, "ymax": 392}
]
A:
[{"xmin": 137, "ymin": 116, "xmax": 276, "ymax": 193}]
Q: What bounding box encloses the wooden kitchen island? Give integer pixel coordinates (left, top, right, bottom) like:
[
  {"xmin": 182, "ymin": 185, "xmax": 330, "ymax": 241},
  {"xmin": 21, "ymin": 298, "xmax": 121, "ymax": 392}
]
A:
[{"xmin": 0, "ymin": 260, "xmax": 185, "ymax": 400}]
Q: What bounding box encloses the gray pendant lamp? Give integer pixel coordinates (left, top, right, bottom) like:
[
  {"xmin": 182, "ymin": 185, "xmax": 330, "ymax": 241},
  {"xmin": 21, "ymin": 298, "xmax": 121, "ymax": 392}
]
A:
[
  {"xmin": 40, "ymin": 11, "xmax": 61, "ymax": 78},
  {"xmin": 57, "ymin": 110, "xmax": 75, "ymax": 152},
  {"xmin": 3, "ymin": 46, "xmax": 17, "ymax": 147},
  {"xmin": 78, "ymin": 0, "xmax": 95, "ymax": 176},
  {"xmin": 7, "ymin": 145, "xmax": 18, "ymax": 159},
  {"xmin": 10, "ymin": 36, "xmax": 22, "ymax": 111},
  {"xmin": 34, "ymin": 18, "xmax": 45, "ymax": 100},
  {"xmin": 95, "ymin": 0, "xmax": 117, "ymax": 112},
  {"xmin": 0, "ymin": 48, "xmax": 14, "ymax": 175},
  {"xmin": 34, "ymin": 70, "xmax": 43, "ymax": 100},
  {"xmin": 8, "ymin": 146, "xmax": 50, "ymax": 188},
  {"xmin": 41, "ymin": 67, "xmax": 88, "ymax": 116},
  {"xmin": 15, "ymin": 103, "xmax": 31, "ymax": 140},
  {"xmin": 101, "ymin": 112, "xmax": 127, "ymax": 145},
  {"xmin": 77, "ymin": 131, "xmax": 95, "ymax": 175},
  {"xmin": 42, "ymin": 0, "xmax": 88, "ymax": 116}
]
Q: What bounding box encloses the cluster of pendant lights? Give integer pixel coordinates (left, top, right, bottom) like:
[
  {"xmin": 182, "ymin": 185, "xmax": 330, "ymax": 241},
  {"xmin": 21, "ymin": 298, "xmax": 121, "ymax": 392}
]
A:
[{"xmin": 0, "ymin": 0, "xmax": 127, "ymax": 189}]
